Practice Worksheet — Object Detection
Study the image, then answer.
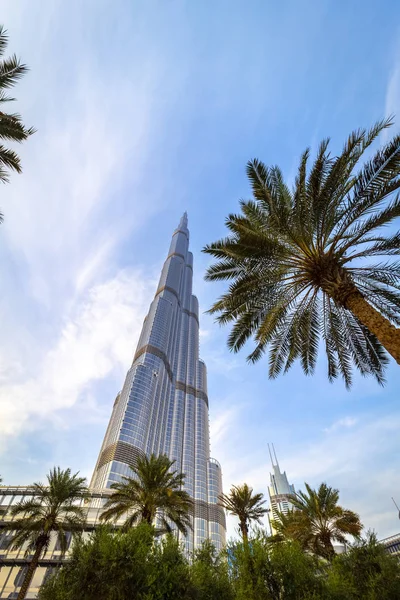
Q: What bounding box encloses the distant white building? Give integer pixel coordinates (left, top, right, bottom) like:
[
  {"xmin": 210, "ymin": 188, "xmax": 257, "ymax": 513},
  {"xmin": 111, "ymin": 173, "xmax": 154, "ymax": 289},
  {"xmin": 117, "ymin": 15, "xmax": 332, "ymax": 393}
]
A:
[
  {"xmin": 379, "ymin": 532, "xmax": 400, "ymax": 557},
  {"xmin": 267, "ymin": 444, "xmax": 295, "ymax": 534}
]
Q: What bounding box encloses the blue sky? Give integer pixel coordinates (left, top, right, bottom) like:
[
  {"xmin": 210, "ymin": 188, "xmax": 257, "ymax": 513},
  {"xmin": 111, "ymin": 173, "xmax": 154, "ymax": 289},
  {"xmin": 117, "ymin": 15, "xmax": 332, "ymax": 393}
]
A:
[{"xmin": 1, "ymin": 0, "xmax": 400, "ymax": 540}]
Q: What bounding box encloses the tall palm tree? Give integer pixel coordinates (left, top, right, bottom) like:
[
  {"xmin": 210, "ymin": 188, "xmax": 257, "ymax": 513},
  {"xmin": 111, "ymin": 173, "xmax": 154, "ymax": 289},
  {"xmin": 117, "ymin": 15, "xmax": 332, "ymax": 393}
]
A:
[
  {"xmin": 100, "ymin": 453, "xmax": 194, "ymax": 535},
  {"xmin": 219, "ymin": 483, "xmax": 267, "ymax": 543},
  {"xmin": 203, "ymin": 118, "xmax": 400, "ymax": 387},
  {"xmin": 272, "ymin": 482, "xmax": 362, "ymax": 560},
  {"xmin": 0, "ymin": 25, "xmax": 35, "ymax": 220},
  {"xmin": 9, "ymin": 467, "xmax": 87, "ymax": 600}
]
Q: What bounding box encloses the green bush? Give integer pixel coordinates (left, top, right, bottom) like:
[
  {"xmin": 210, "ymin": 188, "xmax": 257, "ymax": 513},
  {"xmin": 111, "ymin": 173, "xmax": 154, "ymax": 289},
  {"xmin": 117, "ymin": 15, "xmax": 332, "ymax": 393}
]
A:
[
  {"xmin": 191, "ymin": 539, "xmax": 234, "ymax": 600},
  {"xmin": 39, "ymin": 526, "xmax": 400, "ymax": 600},
  {"xmin": 326, "ymin": 533, "xmax": 400, "ymax": 600},
  {"xmin": 228, "ymin": 533, "xmax": 328, "ymax": 600},
  {"xmin": 39, "ymin": 524, "xmax": 166, "ymax": 600}
]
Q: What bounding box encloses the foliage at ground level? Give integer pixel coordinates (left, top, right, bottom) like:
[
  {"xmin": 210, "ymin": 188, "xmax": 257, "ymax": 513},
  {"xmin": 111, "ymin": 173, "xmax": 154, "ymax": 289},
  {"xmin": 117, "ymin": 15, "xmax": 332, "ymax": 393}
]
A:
[{"xmin": 38, "ymin": 525, "xmax": 400, "ymax": 600}]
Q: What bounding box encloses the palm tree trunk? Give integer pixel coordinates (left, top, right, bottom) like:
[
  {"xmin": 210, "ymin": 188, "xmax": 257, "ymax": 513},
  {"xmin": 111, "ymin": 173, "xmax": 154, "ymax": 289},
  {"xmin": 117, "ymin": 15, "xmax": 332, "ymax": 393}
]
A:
[
  {"xmin": 345, "ymin": 291, "xmax": 400, "ymax": 364},
  {"xmin": 240, "ymin": 520, "xmax": 249, "ymax": 544},
  {"xmin": 322, "ymin": 538, "xmax": 336, "ymax": 562},
  {"xmin": 142, "ymin": 508, "xmax": 153, "ymax": 526},
  {"xmin": 17, "ymin": 540, "xmax": 45, "ymax": 600}
]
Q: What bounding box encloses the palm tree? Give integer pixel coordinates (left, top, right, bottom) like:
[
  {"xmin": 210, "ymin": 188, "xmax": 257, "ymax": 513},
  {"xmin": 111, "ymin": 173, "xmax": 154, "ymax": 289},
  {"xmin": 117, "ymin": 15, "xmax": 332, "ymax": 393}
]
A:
[
  {"xmin": 272, "ymin": 482, "xmax": 362, "ymax": 560},
  {"xmin": 203, "ymin": 118, "xmax": 400, "ymax": 387},
  {"xmin": 219, "ymin": 483, "xmax": 267, "ymax": 543},
  {"xmin": 100, "ymin": 453, "xmax": 194, "ymax": 535},
  {"xmin": 0, "ymin": 25, "xmax": 35, "ymax": 221},
  {"xmin": 8, "ymin": 467, "xmax": 87, "ymax": 600}
]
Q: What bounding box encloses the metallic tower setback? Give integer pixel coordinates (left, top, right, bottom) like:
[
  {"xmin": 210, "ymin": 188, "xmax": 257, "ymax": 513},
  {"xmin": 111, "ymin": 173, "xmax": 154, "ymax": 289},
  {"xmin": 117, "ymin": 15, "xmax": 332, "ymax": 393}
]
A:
[{"xmin": 90, "ymin": 214, "xmax": 226, "ymax": 552}]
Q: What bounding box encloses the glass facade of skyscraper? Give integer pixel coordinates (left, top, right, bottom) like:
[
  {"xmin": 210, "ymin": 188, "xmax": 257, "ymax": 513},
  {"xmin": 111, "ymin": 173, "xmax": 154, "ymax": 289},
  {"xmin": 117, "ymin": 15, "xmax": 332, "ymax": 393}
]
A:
[{"xmin": 91, "ymin": 214, "xmax": 226, "ymax": 552}]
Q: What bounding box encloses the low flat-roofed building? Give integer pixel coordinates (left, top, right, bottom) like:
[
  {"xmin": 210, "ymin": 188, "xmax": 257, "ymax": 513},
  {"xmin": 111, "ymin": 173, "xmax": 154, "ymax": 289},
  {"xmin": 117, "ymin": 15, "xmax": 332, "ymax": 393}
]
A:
[
  {"xmin": 0, "ymin": 485, "xmax": 115, "ymax": 599},
  {"xmin": 379, "ymin": 532, "xmax": 400, "ymax": 557}
]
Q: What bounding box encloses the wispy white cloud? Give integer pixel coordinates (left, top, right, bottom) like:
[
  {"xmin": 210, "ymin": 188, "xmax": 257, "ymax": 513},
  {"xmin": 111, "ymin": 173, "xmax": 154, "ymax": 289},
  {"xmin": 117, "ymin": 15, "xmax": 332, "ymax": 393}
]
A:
[
  {"xmin": 0, "ymin": 269, "xmax": 154, "ymax": 446},
  {"xmin": 203, "ymin": 348, "xmax": 243, "ymax": 378},
  {"xmin": 324, "ymin": 416, "xmax": 358, "ymax": 433},
  {"xmin": 199, "ymin": 328, "xmax": 211, "ymax": 339},
  {"xmin": 210, "ymin": 405, "xmax": 240, "ymax": 447},
  {"xmin": 0, "ymin": 1, "xmax": 169, "ymax": 458},
  {"xmin": 2, "ymin": 70, "xmax": 159, "ymax": 307}
]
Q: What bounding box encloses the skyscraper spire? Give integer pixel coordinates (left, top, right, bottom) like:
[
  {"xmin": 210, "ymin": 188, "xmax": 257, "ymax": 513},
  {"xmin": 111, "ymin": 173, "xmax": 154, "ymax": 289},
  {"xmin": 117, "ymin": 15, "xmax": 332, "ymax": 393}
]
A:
[
  {"xmin": 178, "ymin": 211, "xmax": 188, "ymax": 229},
  {"xmin": 272, "ymin": 443, "xmax": 279, "ymax": 468},
  {"xmin": 267, "ymin": 445, "xmax": 295, "ymax": 534},
  {"xmin": 268, "ymin": 442, "xmax": 280, "ymax": 468},
  {"xmin": 268, "ymin": 443, "xmax": 274, "ymax": 466},
  {"xmin": 91, "ymin": 215, "xmax": 226, "ymax": 553}
]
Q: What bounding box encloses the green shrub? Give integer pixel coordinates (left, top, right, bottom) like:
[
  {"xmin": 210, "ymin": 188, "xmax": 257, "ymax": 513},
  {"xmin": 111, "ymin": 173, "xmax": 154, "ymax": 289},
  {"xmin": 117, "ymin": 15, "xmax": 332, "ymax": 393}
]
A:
[{"xmin": 326, "ymin": 533, "xmax": 400, "ymax": 600}]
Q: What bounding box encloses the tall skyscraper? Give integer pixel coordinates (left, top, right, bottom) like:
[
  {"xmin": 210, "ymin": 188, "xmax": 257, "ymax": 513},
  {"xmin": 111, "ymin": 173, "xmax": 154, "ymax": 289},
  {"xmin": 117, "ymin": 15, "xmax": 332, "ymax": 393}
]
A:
[
  {"xmin": 267, "ymin": 444, "xmax": 295, "ymax": 534},
  {"xmin": 91, "ymin": 214, "xmax": 226, "ymax": 552}
]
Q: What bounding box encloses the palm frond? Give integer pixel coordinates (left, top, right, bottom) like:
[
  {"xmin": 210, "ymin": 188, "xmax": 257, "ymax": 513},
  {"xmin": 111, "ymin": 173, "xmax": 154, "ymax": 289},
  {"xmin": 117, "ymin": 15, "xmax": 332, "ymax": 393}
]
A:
[
  {"xmin": 0, "ymin": 112, "xmax": 35, "ymax": 142},
  {"xmin": 337, "ymin": 193, "xmax": 400, "ymax": 256},
  {"xmin": 203, "ymin": 118, "xmax": 400, "ymax": 386},
  {"xmin": 219, "ymin": 483, "xmax": 267, "ymax": 539},
  {"xmin": 0, "ymin": 26, "xmax": 8, "ymax": 58},
  {"xmin": 0, "ymin": 54, "xmax": 29, "ymax": 89},
  {"xmin": 0, "ymin": 89, "xmax": 16, "ymax": 103},
  {"xmin": 0, "ymin": 144, "xmax": 21, "ymax": 177},
  {"xmin": 277, "ymin": 482, "xmax": 362, "ymax": 559},
  {"xmin": 8, "ymin": 467, "xmax": 87, "ymax": 558},
  {"xmin": 100, "ymin": 454, "xmax": 192, "ymax": 535},
  {"xmin": 0, "ymin": 28, "xmax": 34, "ymax": 213}
]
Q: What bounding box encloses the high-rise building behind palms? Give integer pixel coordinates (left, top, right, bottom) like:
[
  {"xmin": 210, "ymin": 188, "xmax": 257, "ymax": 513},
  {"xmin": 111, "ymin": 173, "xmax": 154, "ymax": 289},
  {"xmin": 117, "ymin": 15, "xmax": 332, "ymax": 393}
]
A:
[
  {"xmin": 267, "ymin": 444, "xmax": 295, "ymax": 534},
  {"xmin": 91, "ymin": 214, "xmax": 226, "ymax": 552}
]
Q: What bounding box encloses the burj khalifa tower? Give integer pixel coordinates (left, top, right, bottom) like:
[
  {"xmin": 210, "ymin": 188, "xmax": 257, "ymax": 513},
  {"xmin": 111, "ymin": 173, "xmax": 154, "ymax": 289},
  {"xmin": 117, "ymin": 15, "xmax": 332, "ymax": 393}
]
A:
[{"xmin": 91, "ymin": 214, "xmax": 226, "ymax": 552}]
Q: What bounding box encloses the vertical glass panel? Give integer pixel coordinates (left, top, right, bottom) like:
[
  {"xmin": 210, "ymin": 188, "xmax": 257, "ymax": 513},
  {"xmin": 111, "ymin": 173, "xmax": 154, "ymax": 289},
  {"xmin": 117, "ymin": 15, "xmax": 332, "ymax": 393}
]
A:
[{"xmin": 0, "ymin": 566, "xmax": 12, "ymax": 592}]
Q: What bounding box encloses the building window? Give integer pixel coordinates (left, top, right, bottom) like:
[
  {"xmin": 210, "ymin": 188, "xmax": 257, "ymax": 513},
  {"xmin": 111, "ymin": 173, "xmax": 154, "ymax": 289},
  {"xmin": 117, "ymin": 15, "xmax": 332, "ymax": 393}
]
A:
[
  {"xmin": 54, "ymin": 532, "xmax": 72, "ymax": 552},
  {"xmin": 0, "ymin": 533, "xmax": 13, "ymax": 550},
  {"xmin": 14, "ymin": 566, "xmax": 28, "ymax": 587},
  {"xmin": 43, "ymin": 566, "xmax": 57, "ymax": 584}
]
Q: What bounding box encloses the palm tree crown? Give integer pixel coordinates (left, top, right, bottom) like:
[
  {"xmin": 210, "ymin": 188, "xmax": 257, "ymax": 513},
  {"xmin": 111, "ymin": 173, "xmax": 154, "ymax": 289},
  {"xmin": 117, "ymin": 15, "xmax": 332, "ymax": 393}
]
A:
[
  {"xmin": 219, "ymin": 483, "xmax": 267, "ymax": 542},
  {"xmin": 0, "ymin": 25, "xmax": 34, "ymax": 206},
  {"xmin": 9, "ymin": 467, "xmax": 87, "ymax": 600},
  {"xmin": 100, "ymin": 453, "xmax": 194, "ymax": 536},
  {"xmin": 272, "ymin": 482, "xmax": 362, "ymax": 560},
  {"xmin": 204, "ymin": 119, "xmax": 400, "ymax": 387}
]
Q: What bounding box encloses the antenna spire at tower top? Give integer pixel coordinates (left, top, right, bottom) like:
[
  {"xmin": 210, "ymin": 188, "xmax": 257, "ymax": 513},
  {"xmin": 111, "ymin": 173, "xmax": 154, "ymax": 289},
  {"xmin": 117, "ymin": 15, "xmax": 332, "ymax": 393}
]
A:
[
  {"xmin": 178, "ymin": 212, "xmax": 188, "ymax": 229},
  {"xmin": 272, "ymin": 443, "xmax": 280, "ymax": 469},
  {"xmin": 268, "ymin": 443, "xmax": 280, "ymax": 468},
  {"xmin": 268, "ymin": 443, "xmax": 274, "ymax": 466}
]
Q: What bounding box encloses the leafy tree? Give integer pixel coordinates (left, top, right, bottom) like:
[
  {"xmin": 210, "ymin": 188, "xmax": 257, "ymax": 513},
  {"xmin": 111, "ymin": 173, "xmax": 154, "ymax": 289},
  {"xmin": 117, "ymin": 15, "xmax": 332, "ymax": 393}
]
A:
[
  {"xmin": 9, "ymin": 467, "xmax": 87, "ymax": 600},
  {"xmin": 150, "ymin": 533, "xmax": 193, "ymax": 599},
  {"xmin": 38, "ymin": 524, "xmax": 193, "ymax": 600},
  {"xmin": 229, "ymin": 533, "xmax": 328, "ymax": 600},
  {"xmin": 100, "ymin": 453, "xmax": 193, "ymax": 535},
  {"xmin": 219, "ymin": 483, "xmax": 268, "ymax": 543},
  {"xmin": 38, "ymin": 524, "xmax": 155, "ymax": 600},
  {"xmin": 326, "ymin": 532, "xmax": 400, "ymax": 599},
  {"xmin": 191, "ymin": 540, "xmax": 234, "ymax": 600},
  {"xmin": 203, "ymin": 118, "xmax": 400, "ymax": 387},
  {"xmin": 273, "ymin": 483, "xmax": 362, "ymax": 560},
  {"xmin": 0, "ymin": 25, "xmax": 35, "ymax": 220}
]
